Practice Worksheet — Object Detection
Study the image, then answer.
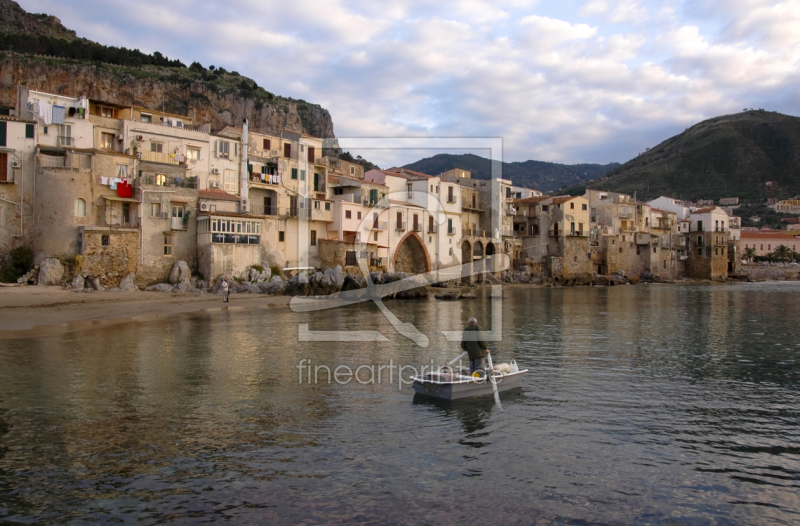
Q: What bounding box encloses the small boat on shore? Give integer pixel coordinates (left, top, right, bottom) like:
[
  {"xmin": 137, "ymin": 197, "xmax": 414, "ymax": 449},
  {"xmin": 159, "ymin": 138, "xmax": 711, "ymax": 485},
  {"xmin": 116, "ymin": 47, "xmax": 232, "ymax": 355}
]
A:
[{"xmin": 411, "ymin": 365, "xmax": 527, "ymax": 401}]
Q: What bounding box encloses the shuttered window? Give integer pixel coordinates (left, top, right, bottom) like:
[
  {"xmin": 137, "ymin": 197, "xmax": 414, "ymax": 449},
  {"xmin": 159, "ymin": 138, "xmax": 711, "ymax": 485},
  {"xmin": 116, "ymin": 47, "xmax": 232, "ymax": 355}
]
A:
[
  {"xmin": 263, "ymin": 138, "xmax": 270, "ymax": 150},
  {"xmin": 284, "ymin": 143, "xmax": 291, "ymax": 158},
  {"xmin": 25, "ymin": 124, "xmax": 34, "ymax": 139},
  {"xmin": 0, "ymin": 122, "xmax": 6, "ymax": 147},
  {"xmin": 308, "ymin": 146, "xmax": 315, "ymax": 162},
  {"xmin": 0, "ymin": 153, "xmax": 7, "ymax": 182}
]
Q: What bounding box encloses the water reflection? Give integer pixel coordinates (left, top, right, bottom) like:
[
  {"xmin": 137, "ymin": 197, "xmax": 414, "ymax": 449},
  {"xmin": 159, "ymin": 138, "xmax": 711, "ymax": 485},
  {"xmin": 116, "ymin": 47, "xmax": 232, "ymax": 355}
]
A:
[{"xmin": 1, "ymin": 282, "xmax": 800, "ymax": 524}]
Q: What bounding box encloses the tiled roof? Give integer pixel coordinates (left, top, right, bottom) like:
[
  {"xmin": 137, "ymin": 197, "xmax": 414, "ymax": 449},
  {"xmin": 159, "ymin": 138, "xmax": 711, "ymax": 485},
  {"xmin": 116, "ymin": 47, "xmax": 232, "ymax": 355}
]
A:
[
  {"xmin": 513, "ymin": 196, "xmax": 548, "ymax": 204},
  {"xmin": 551, "ymin": 196, "xmax": 578, "ymax": 204},
  {"xmin": 0, "ymin": 115, "xmax": 36, "ymax": 123},
  {"xmin": 386, "ymin": 167, "xmax": 433, "ymax": 179},
  {"xmin": 692, "ymin": 207, "xmax": 718, "ymax": 214},
  {"xmin": 740, "ymin": 231, "xmax": 799, "ymax": 239}
]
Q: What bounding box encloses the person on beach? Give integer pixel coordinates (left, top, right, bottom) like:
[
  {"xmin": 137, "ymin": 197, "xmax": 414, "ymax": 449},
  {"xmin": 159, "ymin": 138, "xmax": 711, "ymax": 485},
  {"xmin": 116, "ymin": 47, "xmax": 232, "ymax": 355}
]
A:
[
  {"xmin": 461, "ymin": 317, "xmax": 489, "ymax": 374},
  {"xmin": 221, "ymin": 279, "xmax": 229, "ymax": 302}
]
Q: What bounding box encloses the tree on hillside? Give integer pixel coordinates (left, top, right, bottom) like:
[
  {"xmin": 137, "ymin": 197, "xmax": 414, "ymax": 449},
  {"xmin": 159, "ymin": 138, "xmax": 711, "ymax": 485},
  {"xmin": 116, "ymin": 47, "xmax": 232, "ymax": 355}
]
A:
[
  {"xmin": 773, "ymin": 244, "xmax": 792, "ymax": 262},
  {"xmin": 744, "ymin": 247, "xmax": 756, "ymax": 263}
]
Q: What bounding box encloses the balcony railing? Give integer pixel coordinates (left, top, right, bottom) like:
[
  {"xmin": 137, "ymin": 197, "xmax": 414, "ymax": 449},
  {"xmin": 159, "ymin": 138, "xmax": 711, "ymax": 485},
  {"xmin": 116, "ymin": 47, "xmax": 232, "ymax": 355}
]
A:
[
  {"xmin": 139, "ymin": 150, "xmax": 180, "ymax": 165},
  {"xmin": 311, "ymin": 208, "xmax": 333, "ymax": 222},
  {"xmin": 412, "ymin": 223, "xmax": 423, "ymax": 232},
  {"xmin": 287, "ymin": 207, "xmax": 310, "ymax": 218},
  {"xmin": 428, "ymin": 224, "xmax": 438, "ymax": 234},
  {"xmin": 396, "ymin": 221, "xmax": 406, "ymax": 231},
  {"xmin": 568, "ymin": 230, "xmax": 588, "ymax": 237},
  {"xmin": 371, "ymin": 221, "xmax": 388, "ymax": 231},
  {"xmin": 249, "ymin": 172, "xmax": 282, "ymax": 185},
  {"xmin": 505, "ymin": 207, "xmax": 517, "ymax": 215},
  {"xmin": 447, "ymin": 195, "xmax": 457, "ymax": 203},
  {"xmin": 139, "ymin": 174, "xmax": 198, "ymax": 188},
  {"xmin": 249, "ymin": 205, "xmax": 279, "ymax": 216},
  {"xmin": 448, "ymin": 226, "xmax": 457, "ymax": 235}
]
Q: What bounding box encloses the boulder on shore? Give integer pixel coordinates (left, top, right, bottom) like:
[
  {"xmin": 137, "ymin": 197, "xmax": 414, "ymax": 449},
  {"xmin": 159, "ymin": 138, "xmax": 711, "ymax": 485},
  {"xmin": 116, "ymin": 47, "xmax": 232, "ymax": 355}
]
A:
[
  {"xmin": 168, "ymin": 260, "xmax": 192, "ymax": 284},
  {"xmin": 37, "ymin": 258, "xmax": 64, "ymax": 286}
]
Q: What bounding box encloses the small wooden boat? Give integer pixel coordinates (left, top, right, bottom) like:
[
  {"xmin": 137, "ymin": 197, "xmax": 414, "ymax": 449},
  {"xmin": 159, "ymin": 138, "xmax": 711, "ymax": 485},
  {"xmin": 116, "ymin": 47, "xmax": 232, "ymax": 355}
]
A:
[{"xmin": 411, "ymin": 367, "xmax": 527, "ymax": 401}]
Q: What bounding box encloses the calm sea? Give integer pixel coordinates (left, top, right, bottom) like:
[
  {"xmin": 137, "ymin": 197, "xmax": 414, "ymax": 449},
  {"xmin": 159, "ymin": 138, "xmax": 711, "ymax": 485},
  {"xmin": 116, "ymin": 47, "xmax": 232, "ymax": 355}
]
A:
[{"xmin": 1, "ymin": 282, "xmax": 799, "ymax": 524}]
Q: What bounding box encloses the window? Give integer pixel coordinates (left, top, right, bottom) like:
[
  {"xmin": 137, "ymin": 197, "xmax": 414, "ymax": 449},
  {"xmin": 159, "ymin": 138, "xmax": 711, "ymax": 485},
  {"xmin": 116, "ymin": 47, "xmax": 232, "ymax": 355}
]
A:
[
  {"xmin": 325, "ymin": 202, "xmax": 330, "ymax": 211},
  {"xmin": 374, "ymin": 232, "xmax": 378, "ymax": 241},
  {"xmin": 582, "ymin": 203, "xmax": 587, "ymax": 211},
  {"xmin": 217, "ymin": 140, "xmax": 230, "ymax": 159},
  {"xmin": 164, "ymin": 234, "xmax": 173, "ymax": 256},
  {"xmin": 101, "ymin": 107, "xmax": 114, "ymax": 118},
  {"xmin": 102, "ymin": 235, "xmax": 110, "ymax": 246},
  {"xmin": 311, "ymin": 230, "xmax": 317, "ymax": 246},
  {"xmin": 140, "ymin": 113, "xmax": 152, "ymax": 123},
  {"xmin": 25, "ymin": 124, "xmax": 34, "ymax": 139},
  {"xmin": 187, "ymin": 147, "xmax": 200, "ymax": 161},
  {"xmin": 357, "ymin": 211, "xmax": 362, "ymax": 220},
  {"xmin": 151, "ymin": 142, "xmax": 163, "ymax": 153},
  {"xmin": 346, "ymin": 210, "xmax": 352, "ymax": 219},
  {"xmin": 333, "ymin": 187, "xmax": 344, "ymax": 195},
  {"xmin": 42, "ymin": 126, "xmax": 48, "ymax": 135},
  {"xmin": 570, "ymin": 202, "xmax": 575, "ymax": 209},
  {"xmin": 448, "ymin": 218, "xmax": 454, "ymax": 234},
  {"xmin": 223, "ymin": 170, "xmax": 237, "ymax": 192},
  {"xmin": 345, "ymin": 251, "xmax": 357, "ymax": 266},
  {"xmin": 209, "ymin": 218, "xmax": 262, "ymax": 244},
  {"xmin": 350, "ymin": 166, "xmax": 355, "ymax": 175},
  {"xmin": 155, "ymin": 173, "xmax": 167, "ymax": 186},
  {"xmin": 300, "ymin": 169, "xmax": 306, "ymax": 181},
  {"xmin": 279, "ymin": 231, "xmax": 285, "ymax": 242},
  {"xmin": 284, "ymin": 143, "xmax": 291, "ymax": 158},
  {"xmin": 263, "ymin": 138, "xmax": 271, "ymax": 150},
  {"xmin": 292, "ymin": 168, "xmax": 298, "ymax": 180},
  {"xmin": 115, "ymin": 164, "xmax": 128, "ymax": 178},
  {"xmin": 122, "ymin": 203, "xmax": 131, "ymax": 224},
  {"xmin": 151, "ymin": 203, "xmax": 161, "ymax": 217},
  {"xmin": 74, "ymin": 198, "xmax": 86, "ymax": 217},
  {"xmin": 0, "ymin": 152, "xmax": 8, "ymax": 181},
  {"xmin": 308, "ymin": 146, "xmax": 315, "ymax": 162},
  {"xmin": 314, "ymin": 201, "xmax": 320, "ymax": 210}
]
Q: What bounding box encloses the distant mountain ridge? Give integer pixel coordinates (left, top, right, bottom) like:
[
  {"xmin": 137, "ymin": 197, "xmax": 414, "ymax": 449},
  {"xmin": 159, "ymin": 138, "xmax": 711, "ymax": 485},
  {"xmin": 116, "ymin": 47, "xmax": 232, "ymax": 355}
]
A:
[
  {"xmin": 574, "ymin": 110, "xmax": 800, "ymax": 202},
  {"xmin": 402, "ymin": 153, "xmax": 619, "ymax": 192}
]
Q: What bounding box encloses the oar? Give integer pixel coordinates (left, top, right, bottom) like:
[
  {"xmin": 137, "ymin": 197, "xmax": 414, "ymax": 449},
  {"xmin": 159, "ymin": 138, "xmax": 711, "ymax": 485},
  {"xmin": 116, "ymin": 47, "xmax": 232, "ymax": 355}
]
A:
[{"xmin": 485, "ymin": 351, "xmax": 503, "ymax": 411}]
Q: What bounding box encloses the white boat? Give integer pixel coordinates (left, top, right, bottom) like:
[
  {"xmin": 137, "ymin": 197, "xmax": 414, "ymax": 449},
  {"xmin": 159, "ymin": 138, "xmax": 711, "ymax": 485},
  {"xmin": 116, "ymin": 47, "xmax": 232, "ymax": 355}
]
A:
[{"xmin": 411, "ymin": 368, "xmax": 528, "ymax": 400}]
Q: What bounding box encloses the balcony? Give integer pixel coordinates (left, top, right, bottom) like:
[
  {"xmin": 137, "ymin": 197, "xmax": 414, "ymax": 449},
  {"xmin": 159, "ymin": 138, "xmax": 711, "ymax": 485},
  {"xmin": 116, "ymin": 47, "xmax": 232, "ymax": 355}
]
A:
[
  {"xmin": 672, "ymin": 234, "xmax": 686, "ymax": 247},
  {"xmin": 287, "ymin": 207, "xmax": 311, "ymax": 218},
  {"xmin": 248, "ymin": 147, "xmax": 278, "ymax": 160},
  {"xmin": 618, "ymin": 210, "xmax": 632, "ymax": 218},
  {"xmin": 249, "ymin": 205, "xmax": 279, "ymax": 216},
  {"xmin": 363, "ymin": 199, "xmax": 379, "ymax": 208},
  {"xmin": 311, "ymin": 207, "xmax": 334, "ymax": 222},
  {"xmin": 447, "ymin": 195, "xmax": 457, "ymax": 204},
  {"xmin": 396, "ymin": 221, "xmax": 406, "ymax": 231},
  {"xmin": 139, "ymin": 173, "xmax": 198, "ymax": 188},
  {"xmin": 503, "ymin": 227, "xmax": 514, "ymax": 237},
  {"xmin": 568, "ymin": 230, "xmax": 588, "ymax": 237},
  {"xmin": 412, "ymin": 223, "xmax": 423, "ymax": 232},
  {"xmin": 428, "ymin": 224, "xmax": 438, "ymax": 234},
  {"xmin": 139, "ymin": 150, "xmax": 180, "ymax": 165},
  {"xmin": 448, "ymin": 226, "xmax": 457, "ymax": 235},
  {"xmin": 371, "ymin": 221, "xmax": 388, "ymax": 231},
  {"xmin": 57, "ymin": 135, "xmax": 73, "ymax": 147},
  {"xmin": 505, "ymin": 207, "xmax": 517, "ymax": 215},
  {"xmin": 249, "ymin": 172, "xmax": 282, "ymax": 186}
]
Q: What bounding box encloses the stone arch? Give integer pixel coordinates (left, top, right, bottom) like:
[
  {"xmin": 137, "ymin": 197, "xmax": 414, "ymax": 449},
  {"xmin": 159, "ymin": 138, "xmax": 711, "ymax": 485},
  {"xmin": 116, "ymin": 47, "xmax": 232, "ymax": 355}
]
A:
[
  {"xmin": 486, "ymin": 242, "xmax": 496, "ymax": 256},
  {"xmin": 392, "ymin": 232, "xmax": 430, "ymax": 274},
  {"xmin": 473, "ymin": 241, "xmax": 484, "ymax": 258}
]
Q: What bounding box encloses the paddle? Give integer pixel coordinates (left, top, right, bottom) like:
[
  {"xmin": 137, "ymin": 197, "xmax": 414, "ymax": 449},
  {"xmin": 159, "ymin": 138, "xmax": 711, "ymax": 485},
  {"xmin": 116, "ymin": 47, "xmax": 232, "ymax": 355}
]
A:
[{"xmin": 485, "ymin": 350, "xmax": 504, "ymax": 411}]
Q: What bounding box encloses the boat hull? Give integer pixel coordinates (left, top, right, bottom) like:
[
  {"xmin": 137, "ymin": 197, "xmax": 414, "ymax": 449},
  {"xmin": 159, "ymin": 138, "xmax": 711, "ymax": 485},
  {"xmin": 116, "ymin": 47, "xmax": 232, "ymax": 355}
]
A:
[{"xmin": 411, "ymin": 370, "xmax": 527, "ymax": 400}]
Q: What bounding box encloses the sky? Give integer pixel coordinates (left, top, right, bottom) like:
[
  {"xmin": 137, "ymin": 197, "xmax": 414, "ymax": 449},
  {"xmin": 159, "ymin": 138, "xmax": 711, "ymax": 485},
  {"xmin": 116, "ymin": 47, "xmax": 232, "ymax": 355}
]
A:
[{"xmin": 19, "ymin": 0, "xmax": 800, "ymax": 169}]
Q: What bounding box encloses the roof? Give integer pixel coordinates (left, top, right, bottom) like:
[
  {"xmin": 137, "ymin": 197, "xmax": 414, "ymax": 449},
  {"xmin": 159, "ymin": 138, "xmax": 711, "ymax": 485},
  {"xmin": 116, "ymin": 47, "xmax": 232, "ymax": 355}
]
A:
[
  {"xmin": 740, "ymin": 231, "xmax": 800, "ymax": 240},
  {"xmin": 199, "ymin": 190, "xmax": 240, "ymax": 202},
  {"xmin": 197, "ymin": 210, "xmax": 265, "ymax": 220},
  {"xmin": 692, "ymin": 207, "xmax": 719, "ymax": 214},
  {"xmin": 513, "ymin": 196, "xmax": 548, "ymax": 205},
  {"xmin": 0, "ymin": 115, "xmax": 36, "ymax": 124},
  {"xmin": 551, "ymin": 196, "xmax": 579, "ymax": 204},
  {"xmin": 388, "ymin": 199, "xmax": 425, "ymax": 209},
  {"xmin": 386, "ymin": 167, "xmax": 433, "ymax": 179},
  {"xmin": 650, "ymin": 208, "xmax": 676, "ymax": 215}
]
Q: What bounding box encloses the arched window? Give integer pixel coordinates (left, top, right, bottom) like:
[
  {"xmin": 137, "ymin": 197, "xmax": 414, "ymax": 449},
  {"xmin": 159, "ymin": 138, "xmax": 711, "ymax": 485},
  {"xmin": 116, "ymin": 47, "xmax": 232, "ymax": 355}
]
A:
[
  {"xmin": 156, "ymin": 173, "xmax": 167, "ymax": 186},
  {"xmin": 74, "ymin": 198, "xmax": 86, "ymax": 217}
]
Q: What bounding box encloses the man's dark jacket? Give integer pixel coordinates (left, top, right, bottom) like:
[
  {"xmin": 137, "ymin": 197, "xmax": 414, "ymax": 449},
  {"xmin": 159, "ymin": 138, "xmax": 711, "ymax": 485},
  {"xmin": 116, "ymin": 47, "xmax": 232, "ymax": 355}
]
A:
[{"xmin": 461, "ymin": 324, "xmax": 487, "ymax": 360}]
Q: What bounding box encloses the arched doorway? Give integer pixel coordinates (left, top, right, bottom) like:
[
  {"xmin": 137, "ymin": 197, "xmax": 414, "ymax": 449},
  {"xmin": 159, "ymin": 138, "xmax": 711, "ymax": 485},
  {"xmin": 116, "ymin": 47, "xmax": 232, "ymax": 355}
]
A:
[
  {"xmin": 473, "ymin": 241, "xmax": 484, "ymax": 258},
  {"xmin": 393, "ymin": 233, "xmax": 429, "ymax": 274},
  {"xmin": 461, "ymin": 240, "xmax": 473, "ymax": 284},
  {"xmin": 486, "ymin": 242, "xmax": 496, "ymax": 256}
]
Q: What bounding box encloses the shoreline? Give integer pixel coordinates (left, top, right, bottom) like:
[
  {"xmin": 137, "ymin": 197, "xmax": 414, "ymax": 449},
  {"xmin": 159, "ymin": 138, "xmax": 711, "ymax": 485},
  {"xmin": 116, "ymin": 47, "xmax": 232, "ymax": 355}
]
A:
[{"xmin": 1, "ymin": 278, "xmax": 797, "ymax": 340}]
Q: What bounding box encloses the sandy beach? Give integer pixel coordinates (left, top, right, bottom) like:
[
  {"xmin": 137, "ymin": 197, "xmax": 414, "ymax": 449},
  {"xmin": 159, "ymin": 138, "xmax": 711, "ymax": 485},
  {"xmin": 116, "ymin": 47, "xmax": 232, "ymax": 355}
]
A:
[{"xmin": 0, "ymin": 286, "xmax": 291, "ymax": 339}]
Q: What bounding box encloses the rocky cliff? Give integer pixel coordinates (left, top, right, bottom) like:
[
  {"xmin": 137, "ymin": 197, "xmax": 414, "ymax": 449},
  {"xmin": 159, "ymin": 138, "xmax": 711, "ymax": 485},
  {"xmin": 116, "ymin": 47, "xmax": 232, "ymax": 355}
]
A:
[{"xmin": 0, "ymin": 53, "xmax": 336, "ymax": 138}]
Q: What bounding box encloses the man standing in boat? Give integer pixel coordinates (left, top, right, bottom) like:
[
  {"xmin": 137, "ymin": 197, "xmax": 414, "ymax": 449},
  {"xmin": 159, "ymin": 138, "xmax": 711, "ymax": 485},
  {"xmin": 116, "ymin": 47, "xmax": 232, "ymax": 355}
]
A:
[{"xmin": 461, "ymin": 318, "xmax": 489, "ymax": 374}]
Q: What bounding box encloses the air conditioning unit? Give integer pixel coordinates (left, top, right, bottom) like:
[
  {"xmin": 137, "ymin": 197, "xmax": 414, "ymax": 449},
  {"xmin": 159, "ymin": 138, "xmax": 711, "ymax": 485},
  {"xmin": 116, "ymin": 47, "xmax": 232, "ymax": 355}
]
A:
[
  {"xmin": 10, "ymin": 161, "xmax": 21, "ymax": 168},
  {"xmin": 117, "ymin": 133, "xmax": 124, "ymax": 140},
  {"xmin": 211, "ymin": 167, "xmax": 220, "ymax": 174},
  {"xmin": 200, "ymin": 202, "xmax": 209, "ymax": 211},
  {"xmin": 241, "ymin": 199, "xmax": 249, "ymax": 206},
  {"xmin": 241, "ymin": 203, "xmax": 250, "ymax": 213},
  {"xmin": 136, "ymin": 135, "xmax": 143, "ymax": 141},
  {"xmin": 210, "ymin": 181, "xmax": 221, "ymax": 188},
  {"xmin": 161, "ymin": 212, "xmax": 170, "ymax": 219}
]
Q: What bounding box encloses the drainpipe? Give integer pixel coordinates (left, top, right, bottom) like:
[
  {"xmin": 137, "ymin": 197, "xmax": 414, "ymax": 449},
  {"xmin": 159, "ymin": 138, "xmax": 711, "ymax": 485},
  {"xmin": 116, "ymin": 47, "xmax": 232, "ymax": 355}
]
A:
[{"xmin": 240, "ymin": 119, "xmax": 248, "ymax": 213}]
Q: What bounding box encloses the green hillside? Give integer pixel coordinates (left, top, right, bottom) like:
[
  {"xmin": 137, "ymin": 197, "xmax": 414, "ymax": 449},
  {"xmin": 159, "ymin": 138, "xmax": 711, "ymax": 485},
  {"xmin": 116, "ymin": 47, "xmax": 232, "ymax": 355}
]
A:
[
  {"xmin": 572, "ymin": 110, "xmax": 800, "ymax": 202},
  {"xmin": 402, "ymin": 153, "xmax": 619, "ymax": 192}
]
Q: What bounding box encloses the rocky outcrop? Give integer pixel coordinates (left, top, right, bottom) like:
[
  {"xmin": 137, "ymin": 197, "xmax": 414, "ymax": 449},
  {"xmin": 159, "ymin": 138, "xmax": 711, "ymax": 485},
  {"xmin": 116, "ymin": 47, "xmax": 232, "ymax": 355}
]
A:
[
  {"xmin": 109, "ymin": 272, "xmax": 138, "ymax": 292},
  {"xmin": 0, "ymin": 54, "xmax": 336, "ymax": 141},
  {"xmin": 36, "ymin": 257, "xmax": 63, "ymax": 286},
  {"xmin": 168, "ymin": 261, "xmax": 191, "ymax": 284}
]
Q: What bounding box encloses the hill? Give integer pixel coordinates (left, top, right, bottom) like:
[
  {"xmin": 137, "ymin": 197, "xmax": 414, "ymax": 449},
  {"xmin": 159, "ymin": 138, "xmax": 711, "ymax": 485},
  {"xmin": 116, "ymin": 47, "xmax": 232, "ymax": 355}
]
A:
[
  {"xmin": 570, "ymin": 110, "xmax": 800, "ymax": 202},
  {"xmin": 402, "ymin": 153, "xmax": 619, "ymax": 192},
  {"xmin": 0, "ymin": 0, "xmax": 335, "ymax": 139}
]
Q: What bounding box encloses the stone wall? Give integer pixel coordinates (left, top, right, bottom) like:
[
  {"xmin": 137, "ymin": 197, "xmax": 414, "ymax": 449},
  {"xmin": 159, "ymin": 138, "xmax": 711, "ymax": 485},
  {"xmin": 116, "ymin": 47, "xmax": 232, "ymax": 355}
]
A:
[
  {"xmin": 319, "ymin": 239, "xmax": 380, "ymax": 271},
  {"xmin": 197, "ymin": 242, "xmax": 262, "ymax": 281},
  {"xmin": 740, "ymin": 264, "xmax": 800, "ymax": 280},
  {"xmin": 80, "ymin": 227, "xmax": 140, "ymax": 287},
  {"xmin": 563, "ymin": 236, "xmax": 591, "ymax": 278},
  {"xmin": 686, "ymin": 232, "xmax": 728, "ymax": 279}
]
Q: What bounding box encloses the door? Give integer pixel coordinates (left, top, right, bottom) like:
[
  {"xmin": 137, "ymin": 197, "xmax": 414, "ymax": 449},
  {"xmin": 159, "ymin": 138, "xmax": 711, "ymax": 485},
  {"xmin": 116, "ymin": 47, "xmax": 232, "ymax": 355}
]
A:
[
  {"xmin": 313, "ymin": 172, "xmax": 319, "ymax": 192},
  {"xmin": 308, "ymin": 146, "xmax": 315, "ymax": 162},
  {"xmin": 171, "ymin": 205, "xmax": 185, "ymax": 230},
  {"xmin": 264, "ymin": 196, "xmax": 273, "ymax": 215},
  {"xmin": 0, "ymin": 153, "xmax": 7, "ymax": 182}
]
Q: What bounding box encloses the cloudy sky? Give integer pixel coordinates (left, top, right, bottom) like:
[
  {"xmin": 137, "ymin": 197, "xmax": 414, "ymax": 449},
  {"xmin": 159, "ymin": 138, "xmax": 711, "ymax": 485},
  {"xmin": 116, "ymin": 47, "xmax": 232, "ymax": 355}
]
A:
[{"xmin": 20, "ymin": 0, "xmax": 800, "ymax": 168}]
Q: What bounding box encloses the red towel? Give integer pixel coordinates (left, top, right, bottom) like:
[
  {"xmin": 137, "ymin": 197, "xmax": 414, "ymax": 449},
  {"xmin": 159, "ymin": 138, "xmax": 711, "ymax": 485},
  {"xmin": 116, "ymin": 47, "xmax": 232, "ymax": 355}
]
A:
[{"xmin": 117, "ymin": 181, "xmax": 133, "ymax": 198}]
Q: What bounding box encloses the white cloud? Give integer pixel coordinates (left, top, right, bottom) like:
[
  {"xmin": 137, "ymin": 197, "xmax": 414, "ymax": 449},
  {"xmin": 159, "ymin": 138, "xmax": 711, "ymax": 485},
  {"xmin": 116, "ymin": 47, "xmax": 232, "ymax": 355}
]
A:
[{"xmin": 580, "ymin": 0, "xmax": 610, "ymax": 17}]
